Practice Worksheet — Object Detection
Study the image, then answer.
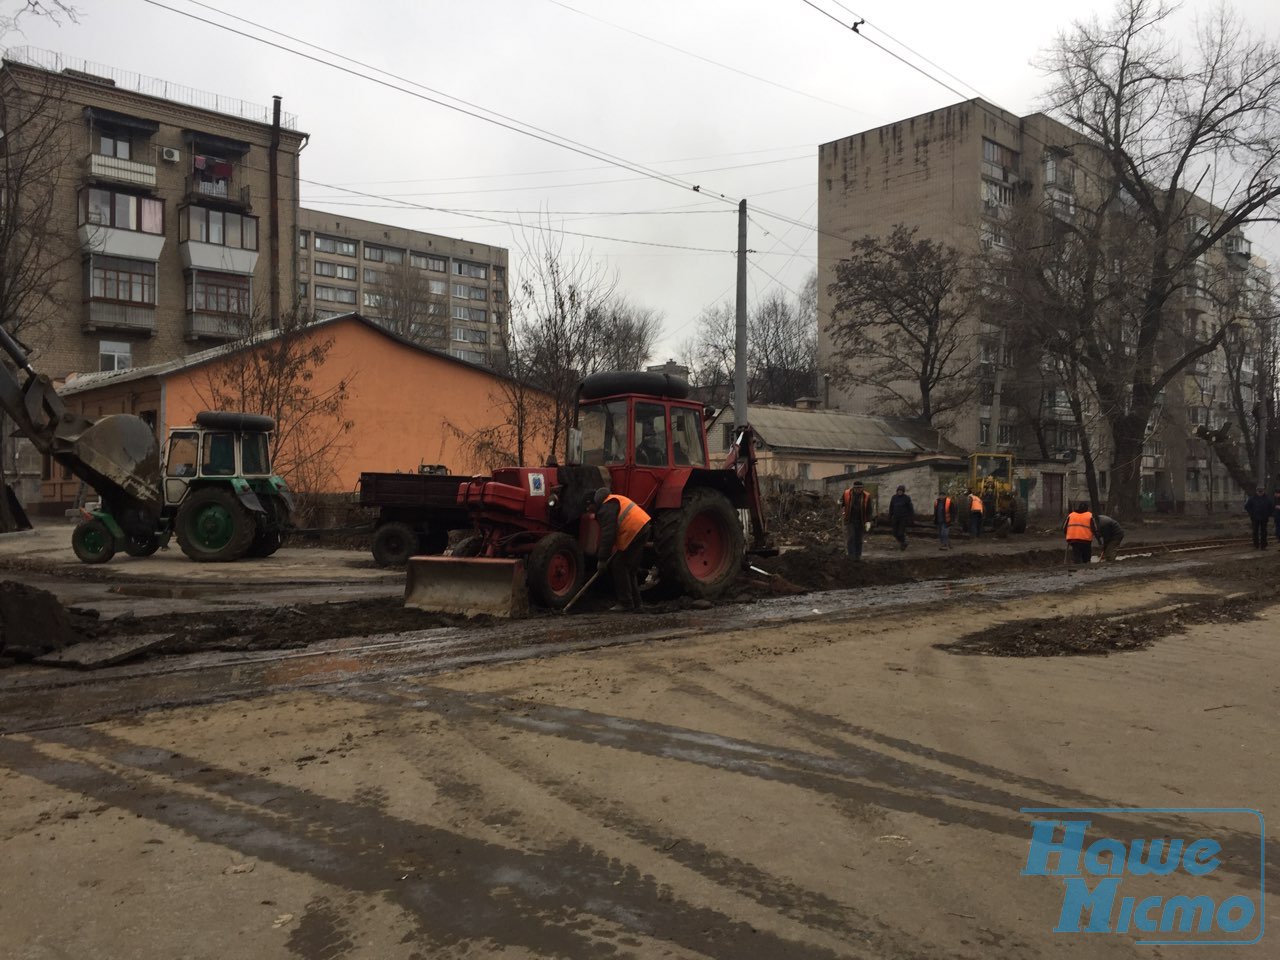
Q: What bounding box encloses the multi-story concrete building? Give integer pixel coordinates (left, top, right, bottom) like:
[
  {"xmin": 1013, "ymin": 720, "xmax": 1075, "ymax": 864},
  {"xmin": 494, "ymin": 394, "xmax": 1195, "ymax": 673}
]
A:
[
  {"xmin": 296, "ymin": 210, "xmax": 509, "ymax": 368},
  {"xmin": 0, "ymin": 47, "xmax": 306, "ymax": 379},
  {"xmin": 816, "ymin": 97, "xmax": 1260, "ymax": 514}
]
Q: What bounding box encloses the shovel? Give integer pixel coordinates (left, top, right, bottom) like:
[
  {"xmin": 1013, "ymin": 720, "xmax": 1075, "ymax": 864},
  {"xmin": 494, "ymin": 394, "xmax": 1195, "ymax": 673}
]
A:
[{"xmin": 563, "ymin": 554, "xmax": 612, "ymax": 614}]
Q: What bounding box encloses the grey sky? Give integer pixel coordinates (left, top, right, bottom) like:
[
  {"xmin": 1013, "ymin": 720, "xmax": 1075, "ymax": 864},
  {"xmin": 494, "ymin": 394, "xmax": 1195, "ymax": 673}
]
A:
[{"xmin": 13, "ymin": 0, "xmax": 1280, "ymax": 360}]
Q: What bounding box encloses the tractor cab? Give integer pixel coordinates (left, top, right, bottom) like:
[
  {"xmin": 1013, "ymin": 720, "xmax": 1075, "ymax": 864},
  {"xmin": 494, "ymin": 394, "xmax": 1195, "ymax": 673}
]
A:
[
  {"xmin": 967, "ymin": 451, "xmax": 1027, "ymax": 533},
  {"xmin": 162, "ymin": 412, "xmax": 277, "ymax": 508}
]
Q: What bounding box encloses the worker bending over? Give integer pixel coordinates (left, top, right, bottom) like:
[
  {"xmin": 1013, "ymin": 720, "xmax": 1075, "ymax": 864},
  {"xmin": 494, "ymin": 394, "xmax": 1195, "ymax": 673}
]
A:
[
  {"xmin": 593, "ymin": 487, "xmax": 652, "ymax": 611},
  {"xmin": 1064, "ymin": 501, "xmax": 1099, "ymax": 564}
]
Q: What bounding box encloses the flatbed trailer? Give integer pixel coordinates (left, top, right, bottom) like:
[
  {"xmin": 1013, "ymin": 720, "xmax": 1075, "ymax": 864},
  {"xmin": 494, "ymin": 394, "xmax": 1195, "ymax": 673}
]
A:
[{"xmin": 358, "ymin": 471, "xmax": 473, "ymax": 566}]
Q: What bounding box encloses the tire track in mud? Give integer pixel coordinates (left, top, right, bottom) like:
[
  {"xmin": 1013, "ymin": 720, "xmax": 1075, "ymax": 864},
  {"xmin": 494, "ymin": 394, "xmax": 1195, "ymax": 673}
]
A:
[{"xmin": 1, "ymin": 727, "xmax": 853, "ymax": 960}]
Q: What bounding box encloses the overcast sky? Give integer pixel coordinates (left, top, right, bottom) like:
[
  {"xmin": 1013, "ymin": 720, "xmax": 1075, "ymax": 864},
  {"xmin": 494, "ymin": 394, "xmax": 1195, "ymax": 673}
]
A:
[{"xmin": 11, "ymin": 0, "xmax": 1280, "ymax": 360}]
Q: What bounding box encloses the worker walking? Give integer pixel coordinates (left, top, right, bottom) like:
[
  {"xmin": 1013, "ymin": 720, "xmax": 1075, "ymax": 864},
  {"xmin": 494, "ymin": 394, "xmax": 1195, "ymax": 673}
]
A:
[
  {"xmin": 1064, "ymin": 501, "xmax": 1099, "ymax": 564},
  {"xmin": 889, "ymin": 484, "xmax": 915, "ymax": 550},
  {"xmin": 1244, "ymin": 486, "xmax": 1273, "ymax": 550},
  {"xmin": 1274, "ymin": 487, "xmax": 1280, "ymax": 543},
  {"xmin": 592, "ymin": 487, "xmax": 652, "ymax": 610},
  {"xmin": 1095, "ymin": 514, "xmax": 1125, "ymax": 561},
  {"xmin": 841, "ymin": 480, "xmax": 873, "ymax": 560},
  {"xmin": 933, "ymin": 492, "xmax": 954, "ymax": 550},
  {"xmin": 968, "ymin": 490, "xmax": 985, "ymax": 538}
]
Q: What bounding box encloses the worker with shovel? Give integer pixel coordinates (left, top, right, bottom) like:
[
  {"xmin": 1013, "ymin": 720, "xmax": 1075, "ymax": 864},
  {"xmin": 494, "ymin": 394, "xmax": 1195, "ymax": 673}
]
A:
[{"xmin": 592, "ymin": 487, "xmax": 652, "ymax": 611}]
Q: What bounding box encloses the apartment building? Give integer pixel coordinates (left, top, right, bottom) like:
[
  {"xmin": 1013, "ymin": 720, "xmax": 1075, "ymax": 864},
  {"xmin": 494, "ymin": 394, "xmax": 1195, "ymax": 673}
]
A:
[
  {"xmin": 296, "ymin": 210, "xmax": 509, "ymax": 368},
  {"xmin": 816, "ymin": 97, "xmax": 1260, "ymax": 514},
  {"xmin": 0, "ymin": 47, "xmax": 306, "ymax": 379}
]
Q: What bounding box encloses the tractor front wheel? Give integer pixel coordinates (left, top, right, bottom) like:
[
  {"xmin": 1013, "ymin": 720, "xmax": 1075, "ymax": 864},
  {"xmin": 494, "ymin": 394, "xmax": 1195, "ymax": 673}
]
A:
[
  {"xmin": 122, "ymin": 532, "xmax": 162, "ymax": 557},
  {"xmin": 72, "ymin": 518, "xmax": 116, "ymax": 564},
  {"xmin": 1010, "ymin": 496, "xmax": 1028, "ymax": 534},
  {"xmin": 655, "ymin": 488, "xmax": 744, "ymax": 600},
  {"xmin": 175, "ymin": 487, "xmax": 255, "ymax": 562},
  {"xmin": 527, "ymin": 532, "xmax": 585, "ymax": 610}
]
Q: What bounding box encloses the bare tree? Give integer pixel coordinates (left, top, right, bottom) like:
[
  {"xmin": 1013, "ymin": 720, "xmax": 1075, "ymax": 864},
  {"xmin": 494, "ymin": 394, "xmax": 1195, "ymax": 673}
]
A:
[
  {"xmin": 679, "ymin": 302, "xmax": 735, "ymax": 409},
  {"xmin": 748, "ymin": 284, "xmax": 818, "ymax": 406},
  {"xmin": 586, "ymin": 295, "xmax": 661, "ymax": 372},
  {"xmin": 195, "ymin": 307, "xmax": 355, "ymax": 517},
  {"xmin": 368, "ymin": 260, "xmax": 448, "ymax": 346},
  {"xmin": 1041, "ymin": 0, "xmax": 1280, "ymax": 517},
  {"xmin": 828, "ymin": 225, "xmax": 977, "ymax": 426},
  {"xmin": 0, "ymin": 58, "xmax": 78, "ymax": 530}
]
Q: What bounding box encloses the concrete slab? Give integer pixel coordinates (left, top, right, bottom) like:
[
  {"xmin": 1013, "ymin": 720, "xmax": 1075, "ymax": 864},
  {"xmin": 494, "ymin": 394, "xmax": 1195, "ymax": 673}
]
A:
[{"xmin": 35, "ymin": 633, "xmax": 174, "ymax": 669}]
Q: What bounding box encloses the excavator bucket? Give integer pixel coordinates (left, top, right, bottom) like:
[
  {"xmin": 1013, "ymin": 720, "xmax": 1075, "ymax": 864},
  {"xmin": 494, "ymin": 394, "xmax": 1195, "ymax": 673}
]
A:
[
  {"xmin": 59, "ymin": 414, "xmax": 163, "ymax": 515},
  {"xmin": 404, "ymin": 557, "xmax": 529, "ymax": 618}
]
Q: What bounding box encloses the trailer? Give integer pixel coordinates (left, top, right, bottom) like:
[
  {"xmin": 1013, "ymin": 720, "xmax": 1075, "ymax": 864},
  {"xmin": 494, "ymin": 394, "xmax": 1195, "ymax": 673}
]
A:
[{"xmin": 358, "ymin": 470, "xmax": 474, "ymax": 566}]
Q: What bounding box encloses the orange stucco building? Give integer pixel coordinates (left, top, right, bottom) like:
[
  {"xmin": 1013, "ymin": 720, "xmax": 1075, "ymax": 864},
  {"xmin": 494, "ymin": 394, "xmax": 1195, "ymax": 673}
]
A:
[{"xmin": 41, "ymin": 313, "xmax": 552, "ymax": 510}]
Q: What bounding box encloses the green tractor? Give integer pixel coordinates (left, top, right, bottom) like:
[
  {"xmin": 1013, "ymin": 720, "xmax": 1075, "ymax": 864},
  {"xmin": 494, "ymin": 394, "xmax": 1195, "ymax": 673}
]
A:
[{"xmin": 73, "ymin": 411, "xmax": 293, "ymax": 564}]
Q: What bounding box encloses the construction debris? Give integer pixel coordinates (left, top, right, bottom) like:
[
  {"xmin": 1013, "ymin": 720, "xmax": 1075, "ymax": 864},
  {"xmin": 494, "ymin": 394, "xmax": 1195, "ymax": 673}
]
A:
[{"xmin": 0, "ymin": 581, "xmax": 81, "ymax": 660}]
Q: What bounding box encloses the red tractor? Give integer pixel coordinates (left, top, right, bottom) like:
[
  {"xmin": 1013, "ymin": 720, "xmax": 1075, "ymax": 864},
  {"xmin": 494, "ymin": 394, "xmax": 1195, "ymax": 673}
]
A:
[{"xmin": 405, "ymin": 371, "xmax": 770, "ymax": 616}]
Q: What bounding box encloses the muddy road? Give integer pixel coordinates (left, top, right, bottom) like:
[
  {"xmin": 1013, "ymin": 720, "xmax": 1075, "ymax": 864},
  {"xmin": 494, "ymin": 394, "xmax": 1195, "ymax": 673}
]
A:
[{"xmin": 0, "ymin": 543, "xmax": 1275, "ymax": 958}]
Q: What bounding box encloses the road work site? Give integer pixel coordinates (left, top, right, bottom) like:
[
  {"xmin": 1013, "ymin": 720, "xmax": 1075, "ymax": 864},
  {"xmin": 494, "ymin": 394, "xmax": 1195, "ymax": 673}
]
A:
[{"xmin": 0, "ymin": 512, "xmax": 1275, "ymax": 958}]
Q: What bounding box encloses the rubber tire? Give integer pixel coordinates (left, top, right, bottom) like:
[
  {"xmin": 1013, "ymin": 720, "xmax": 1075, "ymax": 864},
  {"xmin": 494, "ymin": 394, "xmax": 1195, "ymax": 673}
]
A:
[
  {"xmin": 175, "ymin": 487, "xmax": 255, "ymax": 562},
  {"xmin": 451, "ymin": 535, "xmax": 483, "ymax": 557},
  {"xmin": 72, "ymin": 518, "xmax": 116, "ymax": 564},
  {"xmin": 527, "ymin": 532, "xmax": 586, "ymax": 610},
  {"xmin": 122, "ymin": 532, "xmax": 162, "ymax": 557},
  {"xmin": 250, "ymin": 493, "xmax": 288, "ymax": 558},
  {"xmin": 1010, "ymin": 496, "xmax": 1028, "ymax": 534},
  {"xmin": 654, "ymin": 487, "xmax": 745, "ymax": 600},
  {"xmin": 372, "ymin": 521, "xmax": 417, "ymax": 566},
  {"xmin": 247, "ymin": 526, "xmax": 282, "ymax": 558}
]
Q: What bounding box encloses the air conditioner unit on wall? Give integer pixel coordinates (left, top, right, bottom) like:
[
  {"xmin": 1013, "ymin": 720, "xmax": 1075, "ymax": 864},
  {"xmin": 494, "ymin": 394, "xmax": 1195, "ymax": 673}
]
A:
[{"xmin": 161, "ymin": 147, "xmax": 181, "ymax": 163}]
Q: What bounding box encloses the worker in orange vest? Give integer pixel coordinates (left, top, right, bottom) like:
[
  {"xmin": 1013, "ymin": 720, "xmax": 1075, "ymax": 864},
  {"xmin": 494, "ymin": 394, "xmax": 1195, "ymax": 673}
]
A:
[
  {"xmin": 934, "ymin": 493, "xmax": 954, "ymax": 550},
  {"xmin": 1064, "ymin": 501, "xmax": 1099, "ymax": 564},
  {"xmin": 593, "ymin": 487, "xmax": 652, "ymax": 610},
  {"xmin": 841, "ymin": 480, "xmax": 873, "ymax": 560},
  {"xmin": 968, "ymin": 490, "xmax": 985, "ymax": 538}
]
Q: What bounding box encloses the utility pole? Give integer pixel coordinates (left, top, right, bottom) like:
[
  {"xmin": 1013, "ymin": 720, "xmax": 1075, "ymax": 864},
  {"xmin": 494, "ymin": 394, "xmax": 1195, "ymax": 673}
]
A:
[
  {"xmin": 268, "ymin": 95, "xmax": 282, "ymax": 328},
  {"xmin": 734, "ymin": 199, "xmax": 748, "ymax": 429}
]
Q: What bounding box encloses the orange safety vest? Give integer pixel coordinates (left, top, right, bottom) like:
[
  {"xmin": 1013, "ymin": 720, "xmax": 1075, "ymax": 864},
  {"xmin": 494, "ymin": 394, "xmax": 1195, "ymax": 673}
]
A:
[
  {"xmin": 936, "ymin": 496, "xmax": 953, "ymax": 522},
  {"xmin": 842, "ymin": 487, "xmax": 871, "ymax": 522},
  {"xmin": 1065, "ymin": 511, "xmax": 1094, "ymax": 542},
  {"xmin": 969, "ymin": 493, "xmax": 984, "ymax": 514},
  {"xmin": 605, "ymin": 494, "xmax": 651, "ymax": 551}
]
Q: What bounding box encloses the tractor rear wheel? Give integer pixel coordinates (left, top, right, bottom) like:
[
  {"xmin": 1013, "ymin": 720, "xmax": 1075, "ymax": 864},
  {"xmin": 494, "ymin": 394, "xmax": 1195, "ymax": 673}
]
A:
[
  {"xmin": 527, "ymin": 532, "xmax": 586, "ymax": 610},
  {"xmin": 372, "ymin": 521, "xmax": 417, "ymax": 566},
  {"xmin": 72, "ymin": 518, "xmax": 116, "ymax": 564},
  {"xmin": 1010, "ymin": 496, "xmax": 1028, "ymax": 534},
  {"xmin": 247, "ymin": 493, "xmax": 287, "ymax": 558},
  {"xmin": 176, "ymin": 487, "xmax": 255, "ymax": 562},
  {"xmin": 654, "ymin": 488, "xmax": 744, "ymax": 600}
]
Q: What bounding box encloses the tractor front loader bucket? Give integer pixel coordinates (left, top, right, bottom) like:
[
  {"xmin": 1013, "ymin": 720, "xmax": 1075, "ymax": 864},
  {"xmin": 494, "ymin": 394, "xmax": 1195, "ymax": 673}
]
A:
[
  {"xmin": 60, "ymin": 414, "xmax": 163, "ymax": 517},
  {"xmin": 405, "ymin": 557, "xmax": 529, "ymax": 618}
]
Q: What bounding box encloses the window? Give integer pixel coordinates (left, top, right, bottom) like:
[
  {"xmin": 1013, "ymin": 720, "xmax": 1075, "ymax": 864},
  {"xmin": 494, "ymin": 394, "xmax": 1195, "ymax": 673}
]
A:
[
  {"xmin": 297, "ymin": 281, "xmax": 308, "ymax": 298},
  {"xmin": 452, "ymin": 283, "xmax": 485, "ymax": 300},
  {"xmin": 410, "ymin": 252, "xmax": 428, "ymax": 269},
  {"xmin": 298, "ymin": 231, "xmax": 309, "ymax": 249},
  {"xmin": 384, "ymin": 248, "xmax": 403, "ymax": 265},
  {"xmin": 453, "ymin": 260, "xmax": 488, "ymax": 279},
  {"xmin": 182, "ymin": 206, "xmax": 258, "ymax": 250},
  {"xmin": 1186, "ymin": 469, "xmax": 1201, "ymax": 494},
  {"xmin": 166, "ymin": 432, "xmax": 199, "ymax": 478},
  {"xmin": 449, "ymin": 347, "xmax": 486, "ymax": 364},
  {"xmin": 333, "ymin": 287, "xmax": 357, "ymax": 305},
  {"xmin": 427, "ymin": 255, "xmax": 446, "ymax": 272},
  {"xmin": 89, "ymin": 256, "xmax": 156, "ymax": 304},
  {"xmin": 80, "ymin": 188, "xmax": 164, "ymax": 235},
  {"xmin": 98, "ymin": 133, "xmax": 131, "ymax": 160},
  {"xmin": 242, "ymin": 434, "xmax": 270, "ymax": 475},
  {"xmin": 363, "ymin": 291, "xmax": 381, "ymax": 309},
  {"xmin": 314, "ymin": 261, "xmax": 337, "ymax": 277},
  {"xmin": 982, "ymin": 179, "xmax": 1014, "ymax": 207},
  {"xmin": 411, "ymin": 252, "xmax": 443, "ymax": 270},
  {"xmin": 315, "ymin": 284, "xmax": 337, "ymax": 302},
  {"xmin": 452, "ymin": 326, "xmax": 487, "ymax": 344},
  {"xmin": 982, "ymin": 138, "xmax": 1020, "ymax": 171},
  {"xmin": 363, "ymin": 268, "xmax": 380, "ymax": 284},
  {"xmin": 797, "ymin": 463, "xmax": 811, "ymax": 480},
  {"xmin": 979, "ymin": 381, "xmax": 995, "ymax": 405},
  {"xmin": 201, "ymin": 433, "xmax": 236, "ymax": 477},
  {"xmin": 188, "ymin": 272, "xmax": 251, "ymax": 316},
  {"xmin": 997, "ymin": 423, "xmax": 1015, "ymax": 446},
  {"xmin": 1055, "ymin": 425, "xmax": 1076, "ymax": 449},
  {"xmin": 579, "ymin": 400, "xmax": 628, "ymax": 466},
  {"xmin": 428, "ymin": 279, "xmax": 447, "ymax": 295},
  {"xmin": 364, "ymin": 245, "xmax": 384, "ymax": 262},
  {"xmin": 979, "ymin": 419, "xmax": 991, "ymax": 445},
  {"xmin": 315, "ymin": 235, "xmax": 356, "ymax": 256},
  {"xmin": 722, "ymin": 423, "xmax": 735, "ymax": 450},
  {"xmin": 98, "ymin": 339, "xmax": 132, "ymax": 372},
  {"xmin": 670, "ymin": 406, "xmax": 707, "ymax": 467},
  {"xmin": 452, "ymin": 305, "xmax": 486, "ymax": 322},
  {"xmin": 634, "ymin": 402, "xmax": 668, "ymax": 466}
]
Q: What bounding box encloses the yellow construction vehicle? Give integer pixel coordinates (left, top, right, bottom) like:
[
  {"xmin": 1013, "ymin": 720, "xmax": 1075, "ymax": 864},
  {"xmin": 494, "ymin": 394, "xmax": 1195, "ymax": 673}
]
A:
[{"xmin": 960, "ymin": 452, "xmax": 1027, "ymax": 534}]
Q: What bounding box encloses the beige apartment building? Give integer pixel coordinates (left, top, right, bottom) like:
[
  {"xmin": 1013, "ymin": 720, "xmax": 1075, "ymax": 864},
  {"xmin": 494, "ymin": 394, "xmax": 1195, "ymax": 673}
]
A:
[
  {"xmin": 0, "ymin": 47, "xmax": 306, "ymax": 380},
  {"xmin": 297, "ymin": 210, "xmax": 509, "ymax": 368},
  {"xmin": 817, "ymin": 97, "xmax": 1259, "ymax": 515}
]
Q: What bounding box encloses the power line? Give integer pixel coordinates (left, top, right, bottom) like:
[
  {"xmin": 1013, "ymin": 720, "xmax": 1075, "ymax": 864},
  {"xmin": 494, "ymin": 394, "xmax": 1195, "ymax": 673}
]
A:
[
  {"xmin": 544, "ymin": 0, "xmax": 867, "ymax": 115},
  {"xmin": 140, "ymin": 0, "xmax": 740, "ymax": 203}
]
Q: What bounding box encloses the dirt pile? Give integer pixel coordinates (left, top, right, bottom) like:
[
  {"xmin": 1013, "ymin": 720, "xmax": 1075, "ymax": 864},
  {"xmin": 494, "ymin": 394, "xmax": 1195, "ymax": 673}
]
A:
[
  {"xmin": 764, "ymin": 490, "xmax": 842, "ymax": 549},
  {"xmin": 0, "ymin": 581, "xmax": 83, "ymax": 662}
]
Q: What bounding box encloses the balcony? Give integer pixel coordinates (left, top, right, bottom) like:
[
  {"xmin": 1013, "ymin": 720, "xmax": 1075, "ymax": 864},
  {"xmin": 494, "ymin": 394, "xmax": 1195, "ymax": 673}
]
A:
[
  {"xmin": 185, "ymin": 175, "xmax": 251, "ymax": 210},
  {"xmin": 83, "ymin": 300, "xmax": 156, "ymax": 334},
  {"xmin": 87, "ymin": 152, "xmax": 157, "ymax": 188},
  {"xmin": 187, "ymin": 310, "xmax": 244, "ymax": 341}
]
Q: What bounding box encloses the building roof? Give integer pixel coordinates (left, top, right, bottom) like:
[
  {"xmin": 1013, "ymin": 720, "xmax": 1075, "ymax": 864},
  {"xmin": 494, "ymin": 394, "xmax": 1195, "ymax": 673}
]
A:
[
  {"xmin": 711, "ymin": 403, "xmax": 965, "ymax": 458},
  {"xmin": 59, "ymin": 312, "xmax": 507, "ymax": 396}
]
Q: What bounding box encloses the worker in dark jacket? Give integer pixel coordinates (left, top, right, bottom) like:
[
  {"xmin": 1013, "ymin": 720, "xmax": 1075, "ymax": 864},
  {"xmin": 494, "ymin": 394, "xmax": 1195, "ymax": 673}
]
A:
[
  {"xmin": 1274, "ymin": 488, "xmax": 1280, "ymax": 542},
  {"xmin": 1244, "ymin": 486, "xmax": 1273, "ymax": 550},
  {"xmin": 841, "ymin": 481, "xmax": 872, "ymax": 560},
  {"xmin": 889, "ymin": 484, "xmax": 915, "ymax": 551},
  {"xmin": 593, "ymin": 487, "xmax": 652, "ymax": 610},
  {"xmin": 1095, "ymin": 514, "xmax": 1125, "ymax": 561}
]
